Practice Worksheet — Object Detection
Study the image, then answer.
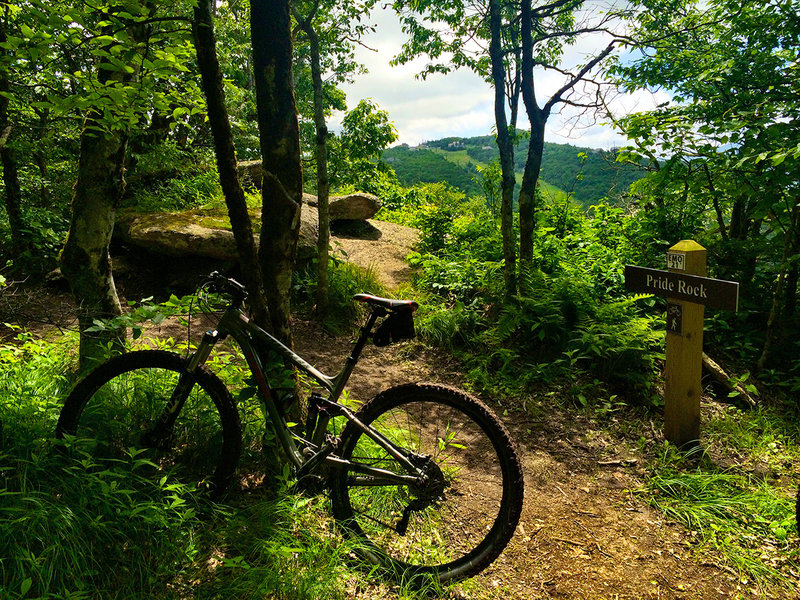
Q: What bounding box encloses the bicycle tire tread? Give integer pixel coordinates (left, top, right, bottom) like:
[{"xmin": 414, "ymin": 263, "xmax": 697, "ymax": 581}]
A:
[
  {"xmin": 56, "ymin": 350, "xmax": 242, "ymax": 498},
  {"xmin": 331, "ymin": 382, "xmax": 524, "ymax": 582}
]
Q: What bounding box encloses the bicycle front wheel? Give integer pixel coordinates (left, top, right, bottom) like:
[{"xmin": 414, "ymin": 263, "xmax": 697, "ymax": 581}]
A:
[
  {"xmin": 330, "ymin": 383, "xmax": 524, "ymax": 583},
  {"xmin": 56, "ymin": 350, "xmax": 241, "ymax": 497}
]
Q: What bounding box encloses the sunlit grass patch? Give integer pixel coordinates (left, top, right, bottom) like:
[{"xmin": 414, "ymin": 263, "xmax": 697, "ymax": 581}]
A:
[
  {"xmin": 643, "ymin": 442, "xmax": 800, "ymax": 591},
  {"xmin": 0, "ymin": 332, "xmax": 468, "ymax": 600}
]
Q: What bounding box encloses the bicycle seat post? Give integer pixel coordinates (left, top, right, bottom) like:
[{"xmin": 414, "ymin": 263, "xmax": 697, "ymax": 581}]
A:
[{"xmin": 348, "ymin": 308, "xmax": 383, "ymax": 365}]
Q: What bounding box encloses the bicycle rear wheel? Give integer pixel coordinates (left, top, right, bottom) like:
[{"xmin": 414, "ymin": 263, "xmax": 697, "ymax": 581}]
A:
[
  {"xmin": 330, "ymin": 383, "xmax": 524, "ymax": 583},
  {"xmin": 56, "ymin": 350, "xmax": 241, "ymax": 497}
]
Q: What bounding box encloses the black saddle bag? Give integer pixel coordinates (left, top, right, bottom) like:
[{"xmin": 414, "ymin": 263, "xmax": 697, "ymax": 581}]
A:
[{"xmin": 373, "ymin": 308, "xmax": 416, "ymax": 346}]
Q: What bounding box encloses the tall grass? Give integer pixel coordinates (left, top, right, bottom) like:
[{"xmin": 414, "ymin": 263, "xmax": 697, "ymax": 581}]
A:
[
  {"xmin": 0, "ymin": 332, "xmax": 207, "ymax": 598},
  {"xmin": 0, "ymin": 330, "xmax": 466, "ymax": 599},
  {"xmin": 293, "ymin": 257, "xmax": 387, "ymax": 333},
  {"xmin": 643, "ymin": 440, "xmax": 800, "ymax": 590}
]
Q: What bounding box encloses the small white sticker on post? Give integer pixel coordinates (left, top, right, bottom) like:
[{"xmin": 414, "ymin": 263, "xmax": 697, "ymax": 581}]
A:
[{"xmin": 666, "ymin": 252, "xmax": 686, "ymax": 271}]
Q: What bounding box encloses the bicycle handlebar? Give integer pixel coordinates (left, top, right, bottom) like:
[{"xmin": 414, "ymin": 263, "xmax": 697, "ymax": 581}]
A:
[{"xmin": 205, "ymin": 271, "xmax": 248, "ymax": 307}]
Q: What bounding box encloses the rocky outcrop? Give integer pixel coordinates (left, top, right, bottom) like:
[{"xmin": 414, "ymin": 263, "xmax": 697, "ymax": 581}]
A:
[
  {"xmin": 306, "ymin": 192, "xmax": 381, "ymax": 221},
  {"xmin": 115, "ymin": 188, "xmax": 382, "ymax": 265},
  {"xmin": 115, "ymin": 203, "xmax": 319, "ymax": 262},
  {"xmin": 237, "ymin": 160, "xmax": 263, "ymax": 189}
]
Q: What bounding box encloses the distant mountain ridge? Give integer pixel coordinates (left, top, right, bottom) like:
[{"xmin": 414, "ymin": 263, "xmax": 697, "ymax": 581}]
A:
[{"xmin": 381, "ymin": 135, "xmax": 643, "ymax": 207}]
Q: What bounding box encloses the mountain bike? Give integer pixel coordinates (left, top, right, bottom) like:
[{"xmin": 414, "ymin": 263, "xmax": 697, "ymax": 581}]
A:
[{"xmin": 56, "ymin": 272, "xmax": 524, "ymax": 583}]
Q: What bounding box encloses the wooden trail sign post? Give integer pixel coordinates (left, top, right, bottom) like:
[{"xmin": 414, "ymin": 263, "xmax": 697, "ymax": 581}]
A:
[{"xmin": 625, "ymin": 240, "xmax": 739, "ymax": 448}]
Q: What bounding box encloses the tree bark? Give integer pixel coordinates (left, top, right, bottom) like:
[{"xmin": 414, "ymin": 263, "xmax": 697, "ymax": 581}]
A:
[
  {"xmin": 192, "ymin": 0, "xmax": 270, "ymax": 327},
  {"xmin": 60, "ymin": 110, "xmax": 127, "ymax": 367},
  {"xmin": 518, "ymin": 0, "xmax": 545, "ymax": 268},
  {"xmin": 757, "ymin": 200, "xmax": 800, "ymax": 371},
  {"xmin": 518, "ymin": 113, "xmax": 547, "ymax": 266},
  {"xmin": 784, "ymin": 257, "xmax": 798, "ymax": 320},
  {"xmin": 308, "ymin": 23, "xmax": 331, "ymax": 319},
  {"xmin": 295, "ymin": 9, "xmax": 331, "ymax": 319},
  {"xmin": 0, "ymin": 14, "xmax": 26, "ymax": 260},
  {"xmin": 0, "ymin": 132, "xmax": 25, "ymax": 259},
  {"xmin": 250, "ymin": 0, "xmax": 303, "ymax": 345},
  {"xmin": 32, "ymin": 107, "xmax": 50, "ymax": 207},
  {"xmin": 489, "ymin": 0, "xmax": 517, "ymax": 300}
]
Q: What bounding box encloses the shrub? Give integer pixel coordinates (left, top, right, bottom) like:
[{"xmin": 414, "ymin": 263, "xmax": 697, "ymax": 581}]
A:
[{"xmin": 293, "ymin": 254, "xmax": 386, "ymax": 333}]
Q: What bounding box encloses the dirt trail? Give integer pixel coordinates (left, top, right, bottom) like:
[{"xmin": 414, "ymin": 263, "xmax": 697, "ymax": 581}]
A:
[
  {"xmin": 295, "ymin": 224, "xmax": 744, "ymax": 599},
  {"xmin": 293, "ymin": 319, "xmax": 743, "ymax": 600},
  {"xmin": 329, "ymin": 218, "xmax": 419, "ymax": 290}
]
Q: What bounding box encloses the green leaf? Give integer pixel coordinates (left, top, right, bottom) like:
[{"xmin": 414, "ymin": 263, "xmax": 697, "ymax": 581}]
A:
[{"xmin": 238, "ymin": 387, "xmax": 258, "ymax": 402}]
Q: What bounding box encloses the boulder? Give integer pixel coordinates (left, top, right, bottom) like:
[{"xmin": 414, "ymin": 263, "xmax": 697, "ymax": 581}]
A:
[
  {"xmin": 115, "ymin": 204, "xmax": 319, "ymax": 263},
  {"xmin": 306, "ymin": 192, "xmax": 381, "ymax": 221},
  {"xmin": 236, "ymin": 161, "xmax": 380, "ymax": 220},
  {"xmin": 237, "ymin": 160, "xmax": 263, "ymax": 189}
]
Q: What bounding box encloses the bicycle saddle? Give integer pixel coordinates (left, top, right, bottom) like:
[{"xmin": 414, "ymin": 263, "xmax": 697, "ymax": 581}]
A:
[{"xmin": 353, "ymin": 293, "xmax": 418, "ymax": 311}]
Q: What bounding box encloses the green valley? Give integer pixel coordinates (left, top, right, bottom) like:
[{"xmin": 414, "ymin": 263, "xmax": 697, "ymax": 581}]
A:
[{"xmin": 381, "ymin": 135, "xmax": 644, "ymax": 208}]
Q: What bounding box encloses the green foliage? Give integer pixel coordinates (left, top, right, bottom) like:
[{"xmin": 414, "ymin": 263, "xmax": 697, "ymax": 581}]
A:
[
  {"xmin": 411, "ymin": 253, "xmax": 503, "ymax": 303},
  {"xmin": 122, "ymin": 143, "xmax": 222, "ymax": 212},
  {"xmin": 196, "ymin": 493, "xmax": 353, "ymax": 600},
  {"xmin": 414, "ymin": 300, "xmax": 484, "ymax": 349},
  {"xmin": 0, "ymin": 205, "xmax": 69, "ymax": 272},
  {"xmin": 385, "ymin": 172, "xmax": 664, "ymax": 402},
  {"xmin": 381, "ymin": 135, "xmax": 644, "ymax": 207},
  {"xmin": 610, "ymin": 0, "xmax": 800, "ymax": 372},
  {"xmin": 293, "ymin": 252, "xmax": 387, "ymax": 332},
  {"xmin": 382, "ymin": 145, "xmax": 482, "ymax": 197},
  {"xmin": 0, "ymin": 333, "xmax": 206, "ymax": 598},
  {"xmin": 329, "ymin": 99, "xmax": 398, "ymax": 190},
  {"xmin": 129, "ymin": 168, "xmax": 223, "ymax": 212},
  {"xmin": 0, "ymin": 331, "xmax": 450, "ymax": 599},
  {"xmin": 643, "ymin": 440, "xmax": 800, "ymax": 588},
  {"xmin": 1, "ymin": 445, "xmax": 210, "ymax": 599}
]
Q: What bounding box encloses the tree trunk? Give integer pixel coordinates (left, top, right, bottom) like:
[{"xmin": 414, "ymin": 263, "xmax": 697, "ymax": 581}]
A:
[
  {"xmin": 297, "ymin": 15, "xmax": 331, "ymax": 319},
  {"xmin": 192, "ymin": 0, "xmax": 270, "ymax": 327},
  {"xmin": 489, "ymin": 0, "xmax": 517, "ymax": 300},
  {"xmin": 250, "ymin": 0, "xmax": 303, "ymax": 345},
  {"xmin": 757, "ymin": 200, "xmax": 800, "ymax": 371},
  {"xmin": 310, "ymin": 27, "xmax": 330, "ymax": 319},
  {"xmin": 0, "ymin": 134, "xmax": 25, "ymax": 259},
  {"xmin": 0, "ymin": 15, "xmax": 26, "ymax": 260},
  {"xmin": 784, "ymin": 257, "xmax": 798, "ymax": 320},
  {"xmin": 60, "ymin": 113, "xmax": 127, "ymax": 367},
  {"xmin": 518, "ymin": 116, "xmax": 546, "ymax": 265},
  {"xmin": 61, "ymin": 24, "xmax": 140, "ymax": 367},
  {"xmin": 33, "ymin": 107, "xmax": 50, "ymax": 207},
  {"xmin": 518, "ymin": 0, "xmax": 549, "ymax": 268}
]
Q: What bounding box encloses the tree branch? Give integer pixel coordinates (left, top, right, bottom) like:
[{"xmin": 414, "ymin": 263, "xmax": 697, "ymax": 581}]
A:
[{"xmin": 544, "ymin": 40, "xmax": 615, "ymax": 113}]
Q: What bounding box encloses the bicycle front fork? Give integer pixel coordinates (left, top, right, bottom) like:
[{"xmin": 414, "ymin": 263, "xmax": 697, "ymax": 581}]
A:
[{"xmin": 143, "ymin": 330, "xmax": 220, "ymax": 447}]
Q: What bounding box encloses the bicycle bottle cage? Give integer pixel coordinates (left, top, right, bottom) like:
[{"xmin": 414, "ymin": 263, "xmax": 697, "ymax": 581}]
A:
[{"xmin": 373, "ymin": 308, "xmax": 416, "ymax": 347}]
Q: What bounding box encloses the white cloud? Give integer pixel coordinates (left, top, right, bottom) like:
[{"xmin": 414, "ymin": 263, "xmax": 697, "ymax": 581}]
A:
[{"xmin": 333, "ymin": 5, "xmax": 664, "ymax": 150}]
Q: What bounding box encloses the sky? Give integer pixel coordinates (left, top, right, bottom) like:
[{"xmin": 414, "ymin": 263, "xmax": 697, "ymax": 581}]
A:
[{"xmin": 333, "ymin": 7, "xmax": 669, "ymax": 150}]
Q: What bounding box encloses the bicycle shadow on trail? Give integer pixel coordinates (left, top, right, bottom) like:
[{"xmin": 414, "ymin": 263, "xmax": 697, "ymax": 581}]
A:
[{"xmin": 291, "ymin": 318, "xmax": 741, "ymax": 599}]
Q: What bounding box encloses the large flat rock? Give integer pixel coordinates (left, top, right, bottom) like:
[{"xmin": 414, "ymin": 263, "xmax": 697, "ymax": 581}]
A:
[{"xmin": 115, "ymin": 203, "xmax": 319, "ymax": 261}]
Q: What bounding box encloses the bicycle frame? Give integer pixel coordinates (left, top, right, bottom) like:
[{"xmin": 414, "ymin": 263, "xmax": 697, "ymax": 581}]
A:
[{"xmin": 186, "ymin": 303, "xmax": 423, "ymax": 487}]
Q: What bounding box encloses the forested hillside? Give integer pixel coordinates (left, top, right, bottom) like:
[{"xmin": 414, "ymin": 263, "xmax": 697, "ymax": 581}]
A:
[
  {"xmin": 381, "ymin": 144, "xmax": 483, "ymax": 196},
  {"xmin": 382, "ymin": 135, "xmax": 643, "ymax": 207}
]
